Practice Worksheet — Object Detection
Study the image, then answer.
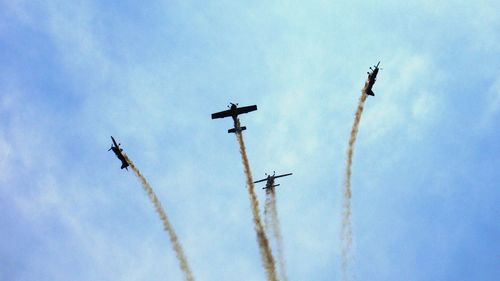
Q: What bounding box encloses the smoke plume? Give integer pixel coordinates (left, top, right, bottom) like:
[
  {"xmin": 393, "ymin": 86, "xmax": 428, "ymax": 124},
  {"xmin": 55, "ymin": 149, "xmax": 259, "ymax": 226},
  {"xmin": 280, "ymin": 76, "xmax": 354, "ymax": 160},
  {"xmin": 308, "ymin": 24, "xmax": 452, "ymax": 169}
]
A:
[
  {"xmin": 264, "ymin": 191, "xmax": 273, "ymax": 234},
  {"xmin": 265, "ymin": 189, "xmax": 289, "ymax": 281},
  {"xmin": 341, "ymin": 89, "xmax": 368, "ymax": 280},
  {"xmin": 234, "ymin": 119, "xmax": 278, "ymax": 281},
  {"xmin": 124, "ymin": 154, "xmax": 195, "ymax": 281}
]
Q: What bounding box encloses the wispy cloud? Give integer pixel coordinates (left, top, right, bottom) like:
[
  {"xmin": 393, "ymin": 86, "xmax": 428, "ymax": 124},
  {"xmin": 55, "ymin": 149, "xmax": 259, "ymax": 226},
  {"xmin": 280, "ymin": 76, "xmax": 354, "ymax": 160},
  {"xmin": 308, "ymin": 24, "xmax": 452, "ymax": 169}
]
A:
[{"xmin": 1, "ymin": 1, "xmax": 499, "ymax": 281}]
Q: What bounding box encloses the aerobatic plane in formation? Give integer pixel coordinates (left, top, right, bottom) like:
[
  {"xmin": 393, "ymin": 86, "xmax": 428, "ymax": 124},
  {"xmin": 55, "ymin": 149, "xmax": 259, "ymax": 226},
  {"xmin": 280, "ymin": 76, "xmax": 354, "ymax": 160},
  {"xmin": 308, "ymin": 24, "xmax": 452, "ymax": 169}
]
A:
[
  {"xmin": 211, "ymin": 103, "xmax": 257, "ymax": 133},
  {"xmin": 254, "ymin": 171, "xmax": 293, "ymax": 191},
  {"xmin": 365, "ymin": 61, "xmax": 381, "ymax": 96},
  {"xmin": 108, "ymin": 136, "xmax": 129, "ymax": 170}
]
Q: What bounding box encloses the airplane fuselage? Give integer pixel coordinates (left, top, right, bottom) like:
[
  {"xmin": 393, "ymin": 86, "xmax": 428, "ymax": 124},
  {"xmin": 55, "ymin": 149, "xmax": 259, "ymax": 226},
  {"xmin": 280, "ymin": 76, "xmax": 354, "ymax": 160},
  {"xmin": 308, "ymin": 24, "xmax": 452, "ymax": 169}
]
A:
[
  {"xmin": 111, "ymin": 147, "xmax": 121, "ymax": 158},
  {"xmin": 263, "ymin": 176, "xmax": 282, "ymax": 192},
  {"xmin": 365, "ymin": 62, "xmax": 380, "ymax": 96},
  {"xmin": 229, "ymin": 105, "xmax": 245, "ymax": 133},
  {"xmin": 368, "ymin": 69, "xmax": 378, "ymax": 87},
  {"xmin": 265, "ymin": 176, "xmax": 274, "ymax": 187},
  {"xmin": 229, "ymin": 105, "xmax": 239, "ymax": 123},
  {"xmin": 109, "ymin": 136, "xmax": 129, "ymax": 170}
]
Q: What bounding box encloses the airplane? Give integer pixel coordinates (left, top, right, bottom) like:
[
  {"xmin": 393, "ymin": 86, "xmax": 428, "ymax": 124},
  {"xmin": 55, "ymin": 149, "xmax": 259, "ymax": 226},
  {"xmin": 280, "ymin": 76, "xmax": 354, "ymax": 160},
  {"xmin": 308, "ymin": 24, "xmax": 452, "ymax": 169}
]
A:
[
  {"xmin": 254, "ymin": 171, "xmax": 293, "ymax": 191},
  {"xmin": 108, "ymin": 136, "xmax": 129, "ymax": 170},
  {"xmin": 211, "ymin": 103, "xmax": 257, "ymax": 133},
  {"xmin": 364, "ymin": 61, "xmax": 381, "ymax": 96}
]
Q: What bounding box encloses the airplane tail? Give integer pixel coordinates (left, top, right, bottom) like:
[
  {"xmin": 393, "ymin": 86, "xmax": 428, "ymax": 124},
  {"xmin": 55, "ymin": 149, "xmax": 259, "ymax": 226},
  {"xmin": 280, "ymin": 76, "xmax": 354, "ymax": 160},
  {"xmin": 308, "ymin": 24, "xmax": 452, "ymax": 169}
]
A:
[
  {"xmin": 366, "ymin": 89, "xmax": 375, "ymax": 96},
  {"xmin": 228, "ymin": 126, "xmax": 247, "ymax": 134},
  {"xmin": 121, "ymin": 163, "xmax": 129, "ymax": 170}
]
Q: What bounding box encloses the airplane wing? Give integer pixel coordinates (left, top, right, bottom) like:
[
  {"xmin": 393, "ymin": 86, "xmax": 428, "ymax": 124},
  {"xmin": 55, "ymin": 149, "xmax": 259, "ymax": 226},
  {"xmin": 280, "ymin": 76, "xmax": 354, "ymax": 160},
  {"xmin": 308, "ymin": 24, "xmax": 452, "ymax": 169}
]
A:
[
  {"xmin": 274, "ymin": 173, "xmax": 293, "ymax": 179},
  {"xmin": 111, "ymin": 136, "xmax": 119, "ymax": 147},
  {"xmin": 211, "ymin": 109, "xmax": 232, "ymax": 119},
  {"xmin": 236, "ymin": 105, "xmax": 257, "ymax": 115},
  {"xmin": 253, "ymin": 178, "xmax": 268, "ymax": 184}
]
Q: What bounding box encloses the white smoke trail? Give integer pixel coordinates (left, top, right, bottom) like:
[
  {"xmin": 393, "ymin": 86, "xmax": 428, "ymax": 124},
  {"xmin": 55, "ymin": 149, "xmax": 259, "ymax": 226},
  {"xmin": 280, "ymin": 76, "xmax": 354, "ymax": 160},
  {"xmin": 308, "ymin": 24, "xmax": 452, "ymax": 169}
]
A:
[
  {"xmin": 234, "ymin": 119, "xmax": 278, "ymax": 281},
  {"xmin": 341, "ymin": 89, "xmax": 368, "ymax": 281},
  {"xmin": 265, "ymin": 189, "xmax": 288, "ymax": 281},
  {"xmin": 124, "ymin": 154, "xmax": 195, "ymax": 281}
]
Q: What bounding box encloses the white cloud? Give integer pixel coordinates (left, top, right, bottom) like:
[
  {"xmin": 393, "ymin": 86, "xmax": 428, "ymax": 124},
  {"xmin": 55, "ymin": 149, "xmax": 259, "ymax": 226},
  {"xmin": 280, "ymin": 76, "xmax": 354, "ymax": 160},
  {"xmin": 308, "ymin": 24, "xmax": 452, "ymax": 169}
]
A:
[
  {"xmin": 477, "ymin": 73, "xmax": 500, "ymax": 131},
  {"xmin": 361, "ymin": 53, "xmax": 445, "ymax": 143},
  {"xmin": 411, "ymin": 91, "xmax": 436, "ymax": 121},
  {"xmin": 486, "ymin": 74, "xmax": 500, "ymax": 115},
  {"xmin": 0, "ymin": 136, "xmax": 12, "ymax": 181},
  {"xmin": 2, "ymin": 1, "xmax": 499, "ymax": 280}
]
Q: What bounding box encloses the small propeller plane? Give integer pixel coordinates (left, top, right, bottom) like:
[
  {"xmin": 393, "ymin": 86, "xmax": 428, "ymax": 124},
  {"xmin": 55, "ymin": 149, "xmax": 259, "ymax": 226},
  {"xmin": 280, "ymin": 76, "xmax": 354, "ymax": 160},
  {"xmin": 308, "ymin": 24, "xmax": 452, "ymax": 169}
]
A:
[
  {"xmin": 211, "ymin": 103, "xmax": 257, "ymax": 133},
  {"xmin": 108, "ymin": 136, "xmax": 129, "ymax": 170},
  {"xmin": 364, "ymin": 61, "xmax": 381, "ymax": 96},
  {"xmin": 254, "ymin": 171, "xmax": 293, "ymax": 191}
]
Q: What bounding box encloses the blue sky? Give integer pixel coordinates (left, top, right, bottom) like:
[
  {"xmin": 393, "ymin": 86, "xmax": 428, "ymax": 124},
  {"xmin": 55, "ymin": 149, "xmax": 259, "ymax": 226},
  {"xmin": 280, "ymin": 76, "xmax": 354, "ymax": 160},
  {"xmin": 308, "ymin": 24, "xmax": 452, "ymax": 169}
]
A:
[{"xmin": 1, "ymin": 1, "xmax": 499, "ymax": 280}]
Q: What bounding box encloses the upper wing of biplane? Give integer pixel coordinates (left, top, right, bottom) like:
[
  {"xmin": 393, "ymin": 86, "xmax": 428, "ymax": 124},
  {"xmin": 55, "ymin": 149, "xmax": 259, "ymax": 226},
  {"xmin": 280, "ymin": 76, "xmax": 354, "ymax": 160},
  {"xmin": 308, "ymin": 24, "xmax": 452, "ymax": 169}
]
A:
[
  {"xmin": 253, "ymin": 178, "xmax": 268, "ymax": 184},
  {"xmin": 274, "ymin": 173, "xmax": 293, "ymax": 179}
]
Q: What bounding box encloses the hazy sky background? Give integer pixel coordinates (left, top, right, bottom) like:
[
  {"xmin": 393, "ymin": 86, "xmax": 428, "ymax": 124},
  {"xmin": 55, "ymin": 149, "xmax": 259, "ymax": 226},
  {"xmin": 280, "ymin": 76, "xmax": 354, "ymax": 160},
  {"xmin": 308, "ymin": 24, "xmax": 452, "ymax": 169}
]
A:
[{"xmin": 1, "ymin": 1, "xmax": 499, "ymax": 280}]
